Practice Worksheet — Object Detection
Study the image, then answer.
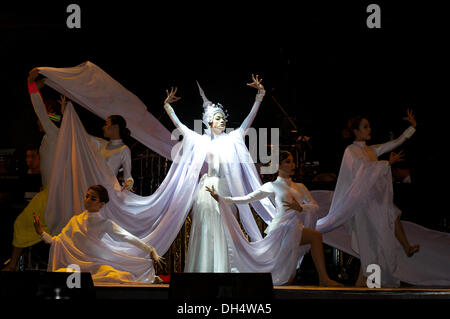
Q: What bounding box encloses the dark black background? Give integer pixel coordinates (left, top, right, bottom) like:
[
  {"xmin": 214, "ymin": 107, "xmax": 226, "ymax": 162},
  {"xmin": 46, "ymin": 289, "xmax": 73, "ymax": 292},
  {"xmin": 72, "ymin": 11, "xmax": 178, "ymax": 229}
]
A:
[{"xmin": 1, "ymin": 1, "xmax": 448, "ymax": 228}]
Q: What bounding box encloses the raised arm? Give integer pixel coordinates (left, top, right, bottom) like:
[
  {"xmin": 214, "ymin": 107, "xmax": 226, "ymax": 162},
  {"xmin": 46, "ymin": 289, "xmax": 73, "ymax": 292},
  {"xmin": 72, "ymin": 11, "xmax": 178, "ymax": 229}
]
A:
[
  {"xmin": 33, "ymin": 212, "xmax": 54, "ymax": 244},
  {"xmin": 240, "ymin": 74, "xmax": 266, "ymax": 132},
  {"xmin": 163, "ymin": 87, "xmax": 188, "ymax": 135},
  {"xmin": 372, "ymin": 109, "xmax": 417, "ymax": 157},
  {"xmin": 27, "ymin": 68, "xmax": 59, "ymax": 138}
]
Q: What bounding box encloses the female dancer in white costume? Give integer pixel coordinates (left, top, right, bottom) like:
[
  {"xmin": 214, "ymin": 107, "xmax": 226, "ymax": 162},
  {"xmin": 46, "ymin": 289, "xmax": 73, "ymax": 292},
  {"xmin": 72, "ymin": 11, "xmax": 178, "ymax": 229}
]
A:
[
  {"xmin": 34, "ymin": 185, "xmax": 163, "ymax": 283},
  {"xmin": 206, "ymin": 151, "xmax": 342, "ymax": 286},
  {"xmin": 317, "ymin": 110, "xmax": 420, "ymax": 287},
  {"xmin": 163, "ymin": 75, "xmax": 266, "ymax": 272}
]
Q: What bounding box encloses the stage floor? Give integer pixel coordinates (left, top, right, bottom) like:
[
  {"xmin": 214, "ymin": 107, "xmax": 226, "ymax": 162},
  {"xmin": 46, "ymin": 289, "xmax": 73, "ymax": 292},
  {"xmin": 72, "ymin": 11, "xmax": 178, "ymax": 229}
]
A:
[{"xmin": 94, "ymin": 282, "xmax": 450, "ymax": 300}]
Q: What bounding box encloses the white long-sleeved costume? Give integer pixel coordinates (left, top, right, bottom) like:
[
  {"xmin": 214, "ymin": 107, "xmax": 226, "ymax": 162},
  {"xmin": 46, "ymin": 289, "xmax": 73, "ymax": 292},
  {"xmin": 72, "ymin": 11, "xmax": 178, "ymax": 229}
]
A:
[
  {"xmin": 317, "ymin": 126, "xmax": 416, "ymax": 287},
  {"xmin": 165, "ymin": 89, "xmax": 268, "ymax": 272},
  {"xmin": 89, "ymin": 137, "xmax": 133, "ymax": 186},
  {"xmin": 218, "ymin": 176, "xmax": 319, "ymax": 285},
  {"xmin": 29, "ymin": 85, "xmax": 59, "ymax": 187},
  {"xmin": 40, "ymin": 210, "xmax": 156, "ymax": 283}
]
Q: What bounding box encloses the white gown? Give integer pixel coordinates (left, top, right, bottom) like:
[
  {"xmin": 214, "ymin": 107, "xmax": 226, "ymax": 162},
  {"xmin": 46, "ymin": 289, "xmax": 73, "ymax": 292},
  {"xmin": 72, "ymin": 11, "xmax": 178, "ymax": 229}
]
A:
[
  {"xmin": 184, "ymin": 135, "xmax": 233, "ymax": 272},
  {"xmin": 164, "ymin": 90, "xmax": 268, "ymax": 273},
  {"xmin": 316, "ymin": 126, "xmax": 450, "ymax": 287},
  {"xmin": 217, "ymin": 177, "xmax": 319, "ymax": 285},
  {"xmin": 40, "ymin": 210, "xmax": 156, "ymax": 283}
]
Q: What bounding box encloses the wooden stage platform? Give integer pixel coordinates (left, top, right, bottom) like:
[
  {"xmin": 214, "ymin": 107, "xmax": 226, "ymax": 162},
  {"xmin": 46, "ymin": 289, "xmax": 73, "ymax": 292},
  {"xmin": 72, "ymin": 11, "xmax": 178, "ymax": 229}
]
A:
[{"xmin": 94, "ymin": 282, "xmax": 450, "ymax": 300}]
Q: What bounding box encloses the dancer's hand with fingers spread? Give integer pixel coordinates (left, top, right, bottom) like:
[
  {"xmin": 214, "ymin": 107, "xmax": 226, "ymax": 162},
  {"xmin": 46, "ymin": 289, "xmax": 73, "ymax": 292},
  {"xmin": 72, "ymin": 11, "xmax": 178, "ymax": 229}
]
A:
[
  {"xmin": 164, "ymin": 87, "xmax": 181, "ymax": 105},
  {"xmin": 403, "ymin": 109, "xmax": 417, "ymax": 128},
  {"xmin": 246, "ymin": 74, "xmax": 264, "ymax": 91},
  {"xmin": 33, "ymin": 212, "xmax": 43, "ymax": 235},
  {"xmin": 282, "ymin": 200, "xmax": 303, "ymax": 213},
  {"xmin": 389, "ymin": 150, "xmax": 405, "ymax": 166},
  {"xmin": 205, "ymin": 185, "xmax": 219, "ymax": 202},
  {"xmin": 150, "ymin": 247, "xmax": 165, "ymax": 268}
]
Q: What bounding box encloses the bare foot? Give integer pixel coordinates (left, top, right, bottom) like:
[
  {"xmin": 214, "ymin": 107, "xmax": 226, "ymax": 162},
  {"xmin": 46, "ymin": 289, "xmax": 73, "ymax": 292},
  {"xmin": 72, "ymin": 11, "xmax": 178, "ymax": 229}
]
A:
[
  {"xmin": 406, "ymin": 244, "xmax": 420, "ymax": 257},
  {"xmin": 153, "ymin": 275, "xmax": 163, "ymax": 284},
  {"xmin": 320, "ymin": 278, "xmax": 344, "ymax": 287}
]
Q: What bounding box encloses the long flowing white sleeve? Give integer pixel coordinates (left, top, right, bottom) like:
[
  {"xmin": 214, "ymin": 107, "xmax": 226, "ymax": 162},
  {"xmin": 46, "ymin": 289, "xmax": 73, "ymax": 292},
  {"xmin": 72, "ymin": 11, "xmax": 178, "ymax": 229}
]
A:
[
  {"xmin": 164, "ymin": 103, "xmax": 189, "ymax": 135},
  {"xmin": 120, "ymin": 146, "xmax": 133, "ymax": 184},
  {"xmin": 40, "ymin": 231, "xmax": 55, "ymax": 244},
  {"xmin": 106, "ymin": 220, "xmax": 154, "ymax": 255},
  {"xmin": 372, "ymin": 126, "xmax": 416, "ymax": 157},
  {"xmin": 28, "ymin": 83, "xmax": 59, "ymax": 138},
  {"xmin": 223, "ymin": 182, "xmax": 273, "ymax": 205},
  {"xmin": 239, "ymin": 89, "xmax": 265, "ymax": 133}
]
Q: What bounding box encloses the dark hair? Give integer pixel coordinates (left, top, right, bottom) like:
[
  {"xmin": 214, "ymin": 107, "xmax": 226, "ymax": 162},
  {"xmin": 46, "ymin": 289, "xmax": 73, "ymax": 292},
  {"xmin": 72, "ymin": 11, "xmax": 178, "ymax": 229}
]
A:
[
  {"xmin": 107, "ymin": 115, "xmax": 130, "ymax": 140},
  {"xmin": 24, "ymin": 144, "xmax": 39, "ymax": 154},
  {"xmin": 280, "ymin": 150, "xmax": 293, "ymax": 163},
  {"xmin": 342, "ymin": 115, "xmax": 367, "ymax": 140},
  {"xmin": 88, "ymin": 185, "xmax": 109, "ymax": 203}
]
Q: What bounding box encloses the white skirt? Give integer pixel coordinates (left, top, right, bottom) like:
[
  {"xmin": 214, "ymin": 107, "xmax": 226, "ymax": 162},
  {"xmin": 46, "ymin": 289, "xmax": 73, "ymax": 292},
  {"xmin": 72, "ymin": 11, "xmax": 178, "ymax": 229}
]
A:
[{"xmin": 184, "ymin": 174, "xmax": 232, "ymax": 272}]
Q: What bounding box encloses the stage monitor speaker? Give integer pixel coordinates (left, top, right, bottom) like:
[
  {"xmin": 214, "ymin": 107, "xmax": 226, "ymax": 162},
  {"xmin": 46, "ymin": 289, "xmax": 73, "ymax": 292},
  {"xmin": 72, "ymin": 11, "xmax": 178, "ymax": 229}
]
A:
[
  {"xmin": 0, "ymin": 270, "xmax": 95, "ymax": 299},
  {"xmin": 169, "ymin": 273, "xmax": 273, "ymax": 300}
]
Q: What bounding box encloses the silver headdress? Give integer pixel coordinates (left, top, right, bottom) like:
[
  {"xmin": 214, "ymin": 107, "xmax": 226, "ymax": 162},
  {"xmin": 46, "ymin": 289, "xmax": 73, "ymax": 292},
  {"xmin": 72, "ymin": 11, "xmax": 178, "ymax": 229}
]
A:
[{"xmin": 196, "ymin": 81, "xmax": 228, "ymax": 128}]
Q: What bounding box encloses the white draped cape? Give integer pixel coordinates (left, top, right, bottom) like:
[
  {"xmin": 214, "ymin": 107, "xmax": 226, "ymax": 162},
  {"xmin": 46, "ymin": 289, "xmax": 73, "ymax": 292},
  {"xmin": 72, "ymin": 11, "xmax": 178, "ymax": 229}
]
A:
[{"xmin": 315, "ymin": 146, "xmax": 450, "ymax": 286}]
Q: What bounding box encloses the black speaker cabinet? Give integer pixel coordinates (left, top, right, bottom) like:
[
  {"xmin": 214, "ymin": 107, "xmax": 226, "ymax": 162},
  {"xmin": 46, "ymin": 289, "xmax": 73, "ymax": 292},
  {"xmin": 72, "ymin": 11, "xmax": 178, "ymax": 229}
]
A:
[
  {"xmin": 169, "ymin": 272, "xmax": 273, "ymax": 300},
  {"xmin": 0, "ymin": 270, "xmax": 95, "ymax": 299}
]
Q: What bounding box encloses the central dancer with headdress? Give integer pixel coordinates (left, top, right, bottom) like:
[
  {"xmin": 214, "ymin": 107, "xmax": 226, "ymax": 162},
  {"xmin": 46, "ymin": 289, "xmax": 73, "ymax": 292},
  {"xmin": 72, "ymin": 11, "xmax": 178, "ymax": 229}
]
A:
[{"xmin": 163, "ymin": 75, "xmax": 271, "ymax": 272}]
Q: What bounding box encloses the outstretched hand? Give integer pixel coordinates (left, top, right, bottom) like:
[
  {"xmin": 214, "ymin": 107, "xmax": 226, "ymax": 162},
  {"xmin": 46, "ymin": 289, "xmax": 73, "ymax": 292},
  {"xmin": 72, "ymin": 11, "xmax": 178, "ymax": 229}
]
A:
[
  {"xmin": 389, "ymin": 150, "xmax": 405, "ymax": 166},
  {"xmin": 246, "ymin": 74, "xmax": 264, "ymax": 90},
  {"xmin": 164, "ymin": 87, "xmax": 181, "ymax": 105},
  {"xmin": 282, "ymin": 200, "xmax": 303, "ymax": 213},
  {"xmin": 403, "ymin": 109, "xmax": 416, "ymax": 128},
  {"xmin": 150, "ymin": 247, "xmax": 165, "ymax": 269},
  {"xmin": 33, "ymin": 212, "xmax": 43, "ymax": 235},
  {"xmin": 205, "ymin": 185, "xmax": 219, "ymax": 202}
]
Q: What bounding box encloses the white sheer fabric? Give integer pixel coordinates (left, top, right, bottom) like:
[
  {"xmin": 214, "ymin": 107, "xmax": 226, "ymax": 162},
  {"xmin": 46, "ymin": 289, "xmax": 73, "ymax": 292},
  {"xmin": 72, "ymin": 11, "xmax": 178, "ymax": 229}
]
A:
[
  {"xmin": 217, "ymin": 177, "xmax": 319, "ymax": 285},
  {"xmin": 38, "ymin": 61, "xmax": 176, "ymax": 160},
  {"xmin": 39, "ymin": 61, "xmax": 277, "ymax": 275},
  {"xmin": 41, "ymin": 210, "xmax": 156, "ymax": 283},
  {"xmin": 316, "ymin": 127, "xmax": 450, "ymax": 287}
]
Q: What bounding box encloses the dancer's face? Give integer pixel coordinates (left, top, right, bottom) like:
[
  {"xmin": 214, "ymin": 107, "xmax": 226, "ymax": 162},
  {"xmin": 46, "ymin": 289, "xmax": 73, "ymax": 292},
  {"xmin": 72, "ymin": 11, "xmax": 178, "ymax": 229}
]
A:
[
  {"xmin": 84, "ymin": 189, "xmax": 105, "ymax": 213},
  {"xmin": 353, "ymin": 118, "xmax": 371, "ymax": 141},
  {"xmin": 210, "ymin": 113, "xmax": 226, "ymax": 133},
  {"xmin": 279, "ymin": 154, "xmax": 296, "ymax": 176},
  {"xmin": 103, "ymin": 118, "xmax": 119, "ymax": 139},
  {"xmin": 26, "ymin": 150, "xmax": 40, "ymax": 171}
]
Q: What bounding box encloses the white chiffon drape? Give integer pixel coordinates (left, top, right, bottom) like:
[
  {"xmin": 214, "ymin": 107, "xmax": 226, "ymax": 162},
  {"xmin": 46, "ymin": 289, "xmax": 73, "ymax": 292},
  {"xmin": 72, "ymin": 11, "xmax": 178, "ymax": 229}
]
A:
[{"xmin": 316, "ymin": 128, "xmax": 450, "ymax": 287}]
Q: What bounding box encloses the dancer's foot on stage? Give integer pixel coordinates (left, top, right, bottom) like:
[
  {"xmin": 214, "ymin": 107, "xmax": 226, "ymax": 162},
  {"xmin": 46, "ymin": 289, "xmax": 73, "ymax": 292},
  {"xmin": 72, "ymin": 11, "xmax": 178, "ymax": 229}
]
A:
[
  {"xmin": 319, "ymin": 278, "xmax": 344, "ymax": 287},
  {"xmin": 153, "ymin": 275, "xmax": 163, "ymax": 284},
  {"xmin": 406, "ymin": 244, "xmax": 420, "ymax": 257}
]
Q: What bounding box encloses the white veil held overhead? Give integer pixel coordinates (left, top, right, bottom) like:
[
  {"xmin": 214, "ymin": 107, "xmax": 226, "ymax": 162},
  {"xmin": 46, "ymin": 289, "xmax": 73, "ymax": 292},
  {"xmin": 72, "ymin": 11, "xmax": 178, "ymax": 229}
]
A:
[{"xmin": 39, "ymin": 61, "xmax": 176, "ymax": 160}]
